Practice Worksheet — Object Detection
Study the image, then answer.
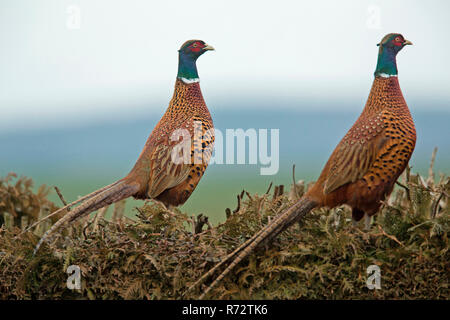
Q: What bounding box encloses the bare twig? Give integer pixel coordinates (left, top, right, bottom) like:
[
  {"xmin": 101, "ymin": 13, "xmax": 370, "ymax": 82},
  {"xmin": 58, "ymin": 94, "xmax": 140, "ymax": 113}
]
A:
[
  {"xmin": 82, "ymin": 221, "xmax": 92, "ymax": 240},
  {"xmin": 265, "ymin": 182, "xmax": 273, "ymax": 195},
  {"xmin": 396, "ymin": 181, "xmax": 409, "ymax": 191},
  {"xmin": 431, "ymin": 192, "xmax": 444, "ymax": 219},
  {"xmin": 194, "ymin": 214, "xmax": 210, "ymax": 234},
  {"xmin": 225, "ymin": 208, "xmax": 232, "ymax": 219},
  {"xmin": 54, "ymin": 186, "xmax": 69, "ymax": 210},
  {"xmin": 292, "ymin": 164, "xmax": 297, "ymax": 197},
  {"xmin": 273, "ymin": 186, "xmax": 279, "ymax": 201},
  {"xmin": 355, "ymin": 225, "xmax": 404, "ymax": 247},
  {"xmin": 226, "ymin": 191, "xmax": 244, "ymax": 219},
  {"xmin": 427, "ymin": 147, "xmax": 438, "ymax": 186},
  {"xmin": 272, "ymin": 185, "xmax": 284, "ymax": 201},
  {"xmin": 233, "ymin": 195, "xmax": 241, "ymax": 214},
  {"xmin": 376, "ymin": 225, "xmax": 404, "ymax": 247},
  {"xmin": 396, "ymin": 166, "xmax": 411, "ymax": 202}
]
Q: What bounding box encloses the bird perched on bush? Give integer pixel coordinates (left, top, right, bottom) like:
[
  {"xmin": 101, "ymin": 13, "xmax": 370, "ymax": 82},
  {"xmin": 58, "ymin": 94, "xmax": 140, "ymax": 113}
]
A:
[
  {"xmin": 190, "ymin": 33, "xmax": 416, "ymax": 299},
  {"xmin": 31, "ymin": 40, "xmax": 215, "ymax": 254}
]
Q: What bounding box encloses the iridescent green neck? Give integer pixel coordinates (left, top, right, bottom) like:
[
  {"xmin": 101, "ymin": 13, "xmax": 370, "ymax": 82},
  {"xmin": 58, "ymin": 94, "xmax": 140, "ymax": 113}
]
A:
[
  {"xmin": 374, "ymin": 47, "xmax": 398, "ymax": 77},
  {"xmin": 177, "ymin": 52, "xmax": 199, "ymax": 82}
]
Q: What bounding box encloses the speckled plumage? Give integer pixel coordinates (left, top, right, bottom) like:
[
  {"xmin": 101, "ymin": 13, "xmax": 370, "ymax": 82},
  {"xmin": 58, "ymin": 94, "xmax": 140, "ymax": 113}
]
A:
[
  {"xmin": 32, "ymin": 40, "xmax": 214, "ymax": 254},
  {"xmin": 129, "ymin": 79, "xmax": 214, "ymax": 207},
  {"xmin": 191, "ymin": 33, "xmax": 416, "ymax": 299},
  {"xmin": 312, "ymin": 75, "xmax": 416, "ymax": 220}
]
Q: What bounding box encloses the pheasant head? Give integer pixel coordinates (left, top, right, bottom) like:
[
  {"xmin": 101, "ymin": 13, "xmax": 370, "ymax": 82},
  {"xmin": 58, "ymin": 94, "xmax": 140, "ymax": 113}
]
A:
[
  {"xmin": 375, "ymin": 33, "xmax": 412, "ymax": 77},
  {"xmin": 177, "ymin": 40, "xmax": 215, "ymax": 83}
]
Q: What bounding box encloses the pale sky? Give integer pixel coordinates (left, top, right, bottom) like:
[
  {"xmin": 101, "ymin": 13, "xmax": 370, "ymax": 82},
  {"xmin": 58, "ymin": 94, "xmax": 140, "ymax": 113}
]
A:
[{"xmin": 0, "ymin": 0, "xmax": 449, "ymax": 131}]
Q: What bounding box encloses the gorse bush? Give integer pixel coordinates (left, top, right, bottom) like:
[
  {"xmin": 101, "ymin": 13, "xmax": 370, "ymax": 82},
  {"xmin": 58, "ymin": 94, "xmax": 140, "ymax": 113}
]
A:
[
  {"xmin": 0, "ymin": 173, "xmax": 61, "ymax": 232},
  {"xmin": 0, "ymin": 157, "xmax": 448, "ymax": 300}
]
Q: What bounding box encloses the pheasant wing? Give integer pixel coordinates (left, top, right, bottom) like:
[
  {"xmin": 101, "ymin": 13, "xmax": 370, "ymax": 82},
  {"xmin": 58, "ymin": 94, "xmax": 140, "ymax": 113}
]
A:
[
  {"xmin": 323, "ymin": 112, "xmax": 387, "ymax": 194},
  {"xmin": 147, "ymin": 115, "xmax": 214, "ymax": 198}
]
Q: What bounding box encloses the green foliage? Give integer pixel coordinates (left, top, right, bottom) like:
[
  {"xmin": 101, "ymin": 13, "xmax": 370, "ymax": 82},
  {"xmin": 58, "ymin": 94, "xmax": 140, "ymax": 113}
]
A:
[{"xmin": 0, "ymin": 166, "xmax": 448, "ymax": 300}]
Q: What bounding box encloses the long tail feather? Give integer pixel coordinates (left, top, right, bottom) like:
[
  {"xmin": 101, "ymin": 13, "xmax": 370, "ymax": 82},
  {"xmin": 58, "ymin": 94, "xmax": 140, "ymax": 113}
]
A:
[
  {"xmin": 23, "ymin": 180, "xmax": 123, "ymax": 234},
  {"xmin": 195, "ymin": 197, "xmax": 318, "ymax": 299},
  {"xmin": 184, "ymin": 198, "xmax": 298, "ymax": 296},
  {"xmin": 33, "ymin": 180, "xmax": 139, "ymax": 255}
]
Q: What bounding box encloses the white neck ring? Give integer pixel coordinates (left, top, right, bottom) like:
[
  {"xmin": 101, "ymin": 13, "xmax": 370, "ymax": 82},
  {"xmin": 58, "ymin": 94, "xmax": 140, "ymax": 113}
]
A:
[{"xmin": 179, "ymin": 77, "xmax": 200, "ymax": 84}]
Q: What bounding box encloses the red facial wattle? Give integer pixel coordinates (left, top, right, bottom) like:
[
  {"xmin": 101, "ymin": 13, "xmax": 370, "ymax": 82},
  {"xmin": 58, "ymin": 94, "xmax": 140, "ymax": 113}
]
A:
[
  {"xmin": 392, "ymin": 36, "xmax": 404, "ymax": 46},
  {"xmin": 190, "ymin": 42, "xmax": 205, "ymax": 52}
]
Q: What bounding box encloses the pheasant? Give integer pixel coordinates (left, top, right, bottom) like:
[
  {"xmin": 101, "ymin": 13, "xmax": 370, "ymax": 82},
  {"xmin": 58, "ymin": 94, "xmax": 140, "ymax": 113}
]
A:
[
  {"xmin": 189, "ymin": 33, "xmax": 416, "ymax": 299},
  {"xmin": 31, "ymin": 40, "xmax": 215, "ymax": 254}
]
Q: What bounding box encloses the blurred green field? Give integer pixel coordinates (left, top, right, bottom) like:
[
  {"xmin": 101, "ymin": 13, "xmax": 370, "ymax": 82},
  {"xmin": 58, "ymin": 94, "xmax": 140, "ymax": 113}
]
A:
[
  {"xmin": 30, "ymin": 168, "xmax": 315, "ymax": 225},
  {"xmin": 22, "ymin": 160, "xmax": 442, "ymax": 226}
]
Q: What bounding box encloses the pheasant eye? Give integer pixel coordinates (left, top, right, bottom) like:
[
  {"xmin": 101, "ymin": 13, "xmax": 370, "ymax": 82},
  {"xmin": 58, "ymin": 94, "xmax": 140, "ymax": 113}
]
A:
[
  {"xmin": 190, "ymin": 42, "xmax": 203, "ymax": 52},
  {"xmin": 395, "ymin": 37, "xmax": 401, "ymax": 42}
]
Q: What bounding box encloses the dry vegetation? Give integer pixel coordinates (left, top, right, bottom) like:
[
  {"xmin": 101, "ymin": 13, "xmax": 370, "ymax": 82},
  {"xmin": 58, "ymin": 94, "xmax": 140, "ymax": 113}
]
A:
[{"xmin": 0, "ymin": 153, "xmax": 448, "ymax": 300}]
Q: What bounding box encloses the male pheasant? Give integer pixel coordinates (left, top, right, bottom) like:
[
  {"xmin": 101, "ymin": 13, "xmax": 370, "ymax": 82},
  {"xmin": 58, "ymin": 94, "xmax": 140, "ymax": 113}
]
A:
[
  {"xmin": 32, "ymin": 40, "xmax": 215, "ymax": 254},
  {"xmin": 190, "ymin": 33, "xmax": 416, "ymax": 299}
]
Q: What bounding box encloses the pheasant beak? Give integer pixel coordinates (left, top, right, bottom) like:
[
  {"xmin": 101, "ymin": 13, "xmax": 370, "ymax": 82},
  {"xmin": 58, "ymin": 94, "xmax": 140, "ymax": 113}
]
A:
[
  {"xmin": 403, "ymin": 40, "xmax": 413, "ymax": 46},
  {"xmin": 203, "ymin": 44, "xmax": 215, "ymax": 51}
]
